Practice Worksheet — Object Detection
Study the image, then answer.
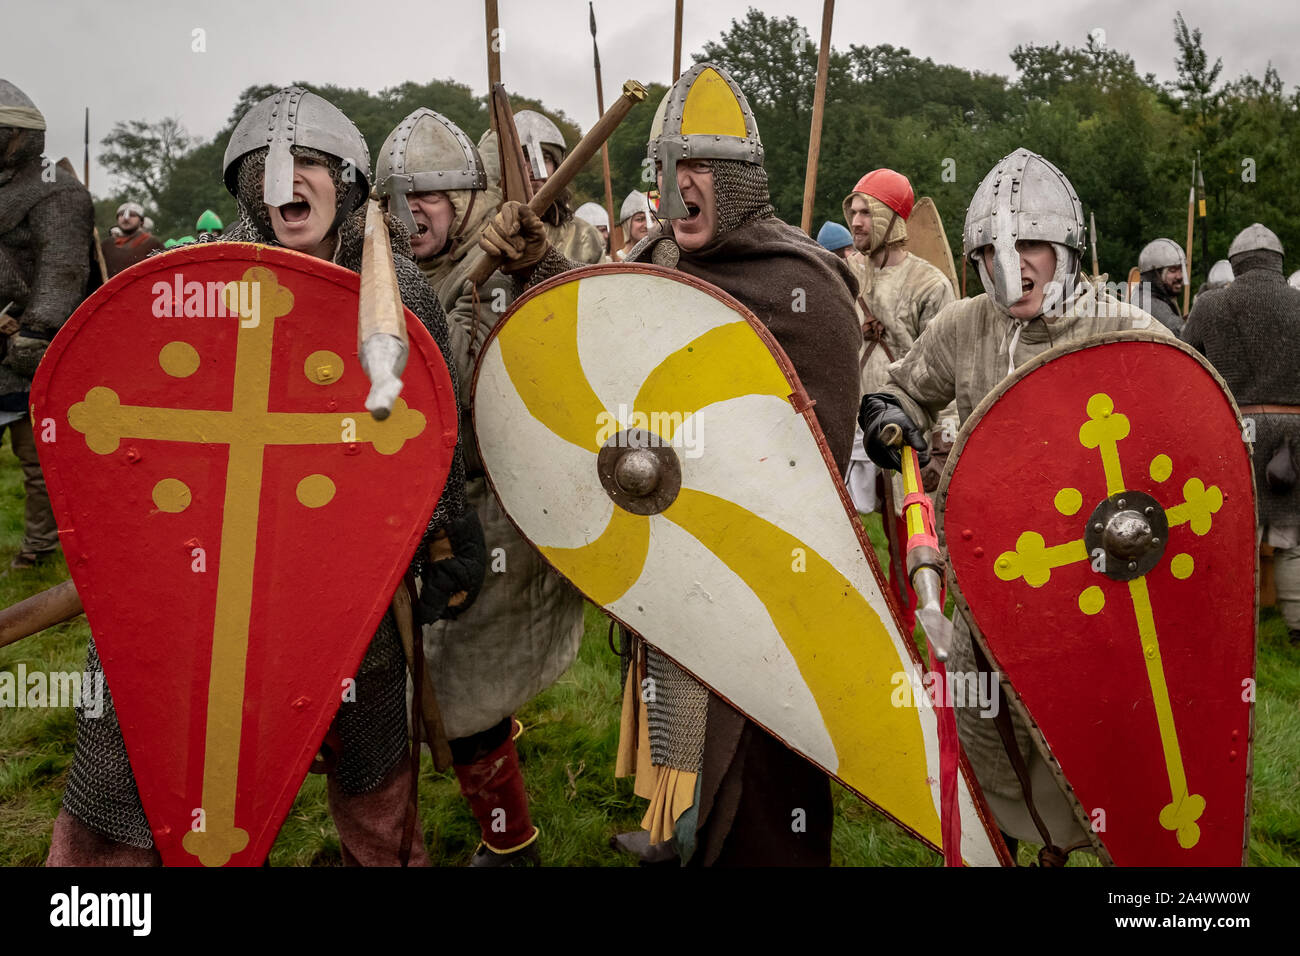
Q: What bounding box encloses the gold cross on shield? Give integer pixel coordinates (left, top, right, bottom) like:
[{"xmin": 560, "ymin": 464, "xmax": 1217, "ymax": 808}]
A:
[
  {"xmin": 990, "ymin": 392, "xmax": 1222, "ymax": 850},
  {"xmin": 67, "ymin": 266, "xmax": 427, "ymax": 866}
]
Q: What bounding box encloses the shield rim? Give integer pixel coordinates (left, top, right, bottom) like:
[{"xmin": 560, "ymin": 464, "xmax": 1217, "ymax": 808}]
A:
[
  {"xmin": 469, "ymin": 261, "xmax": 1013, "ymax": 865},
  {"xmin": 934, "ymin": 329, "xmax": 1258, "ymax": 866},
  {"xmin": 32, "ymin": 241, "xmax": 458, "ymax": 865}
]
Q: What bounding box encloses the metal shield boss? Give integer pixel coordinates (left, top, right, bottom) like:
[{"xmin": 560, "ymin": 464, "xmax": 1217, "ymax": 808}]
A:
[
  {"xmin": 939, "ymin": 332, "xmax": 1256, "ymax": 866},
  {"xmin": 472, "ymin": 264, "xmax": 1010, "ymax": 865},
  {"xmin": 31, "ymin": 244, "xmax": 459, "ymax": 866}
]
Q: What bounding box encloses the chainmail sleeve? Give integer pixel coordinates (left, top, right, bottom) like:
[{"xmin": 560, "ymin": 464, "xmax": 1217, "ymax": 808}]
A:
[{"xmin": 15, "ymin": 171, "xmax": 92, "ymax": 339}]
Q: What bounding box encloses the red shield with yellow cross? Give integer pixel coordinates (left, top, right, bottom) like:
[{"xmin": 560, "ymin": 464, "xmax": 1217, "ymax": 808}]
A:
[
  {"xmin": 938, "ymin": 332, "xmax": 1256, "ymax": 866},
  {"xmin": 30, "ymin": 243, "xmax": 458, "ymax": 866}
]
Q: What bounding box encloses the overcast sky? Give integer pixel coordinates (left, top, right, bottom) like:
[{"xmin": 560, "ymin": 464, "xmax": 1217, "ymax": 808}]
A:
[{"xmin": 7, "ymin": 0, "xmax": 1295, "ymax": 196}]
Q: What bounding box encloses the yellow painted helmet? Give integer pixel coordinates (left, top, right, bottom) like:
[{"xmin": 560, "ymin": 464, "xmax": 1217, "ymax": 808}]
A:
[{"xmin": 647, "ymin": 62, "xmax": 763, "ymax": 220}]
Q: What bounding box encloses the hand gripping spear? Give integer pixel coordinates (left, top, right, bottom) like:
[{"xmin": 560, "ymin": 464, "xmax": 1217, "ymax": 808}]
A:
[
  {"xmin": 881, "ymin": 422, "xmax": 961, "ymax": 865},
  {"xmin": 467, "ymin": 80, "xmax": 647, "ymax": 286}
]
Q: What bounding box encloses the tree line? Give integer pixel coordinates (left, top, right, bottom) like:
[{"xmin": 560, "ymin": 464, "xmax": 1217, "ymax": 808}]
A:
[{"xmin": 95, "ymin": 8, "xmax": 1300, "ymax": 286}]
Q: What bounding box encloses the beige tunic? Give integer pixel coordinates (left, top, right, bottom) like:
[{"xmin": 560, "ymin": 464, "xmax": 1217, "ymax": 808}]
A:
[
  {"xmin": 849, "ymin": 251, "xmax": 955, "ymax": 396},
  {"xmin": 421, "ymin": 208, "xmax": 584, "ymax": 741},
  {"xmin": 884, "ymin": 279, "xmax": 1168, "ymax": 848},
  {"xmin": 846, "ymin": 251, "xmax": 955, "ymax": 512}
]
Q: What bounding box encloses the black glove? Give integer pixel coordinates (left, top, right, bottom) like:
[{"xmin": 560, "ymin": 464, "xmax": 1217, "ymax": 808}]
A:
[
  {"xmin": 859, "ymin": 392, "xmax": 930, "ymax": 472},
  {"xmin": 417, "ymin": 508, "xmax": 487, "ymax": 625}
]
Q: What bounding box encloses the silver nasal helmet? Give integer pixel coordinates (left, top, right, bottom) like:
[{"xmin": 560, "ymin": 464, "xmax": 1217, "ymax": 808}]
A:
[
  {"xmin": 646, "ymin": 62, "xmax": 763, "ymax": 221},
  {"xmin": 513, "ymin": 110, "xmax": 566, "ymax": 182},
  {"xmin": 222, "ymin": 86, "xmax": 371, "ymax": 210},
  {"xmin": 963, "ymin": 148, "xmax": 1085, "ymax": 313},
  {"xmin": 374, "ymin": 108, "xmax": 487, "ymax": 235}
]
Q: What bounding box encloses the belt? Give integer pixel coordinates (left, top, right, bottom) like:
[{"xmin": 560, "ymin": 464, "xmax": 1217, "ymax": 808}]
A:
[{"xmin": 1239, "ymin": 404, "xmax": 1300, "ymax": 415}]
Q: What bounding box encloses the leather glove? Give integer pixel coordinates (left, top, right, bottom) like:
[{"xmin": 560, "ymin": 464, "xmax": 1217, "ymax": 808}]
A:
[
  {"xmin": 4, "ymin": 331, "xmax": 50, "ymax": 380},
  {"xmin": 859, "ymin": 392, "xmax": 930, "ymax": 472},
  {"xmin": 417, "ymin": 508, "xmax": 487, "ymax": 625},
  {"xmin": 477, "ymin": 200, "xmax": 549, "ymax": 274}
]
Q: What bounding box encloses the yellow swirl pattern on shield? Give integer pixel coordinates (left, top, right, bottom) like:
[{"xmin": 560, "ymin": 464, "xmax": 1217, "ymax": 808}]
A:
[
  {"xmin": 634, "ymin": 322, "xmax": 792, "ymax": 440},
  {"xmin": 496, "ymin": 280, "xmax": 606, "ymax": 453},
  {"xmin": 486, "ymin": 274, "xmax": 942, "ymax": 849},
  {"xmin": 664, "ymin": 487, "xmax": 936, "ymax": 834}
]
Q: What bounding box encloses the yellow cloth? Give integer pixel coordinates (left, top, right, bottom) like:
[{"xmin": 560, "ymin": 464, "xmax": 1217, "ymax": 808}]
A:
[{"xmin": 615, "ymin": 656, "xmax": 698, "ymax": 844}]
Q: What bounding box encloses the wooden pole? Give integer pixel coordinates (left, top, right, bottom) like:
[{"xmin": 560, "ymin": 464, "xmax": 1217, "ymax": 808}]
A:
[
  {"xmin": 83, "ymin": 107, "xmax": 90, "ymax": 188},
  {"xmin": 591, "ymin": 3, "xmax": 622, "ymax": 252},
  {"xmin": 799, "ymin": 0, "xmax": 834, "ymax": 236},
  {"xmin": 672, "ymin": 0, "xmax": 684, "ymax": 82},
  {"xmin": 1183, "ymin": 159, "xmax": 1195, "ymax": 314},
  {"xmin": 0, "ymin": 580, "xmax": 83, "ymax": 652},
  {"xmin": 470, "ymin": 81, "xmax": 647, "ymax": 286},
  {"xmin": 486, "ymin": 0, "xmax": 501, "ymax": 95}
]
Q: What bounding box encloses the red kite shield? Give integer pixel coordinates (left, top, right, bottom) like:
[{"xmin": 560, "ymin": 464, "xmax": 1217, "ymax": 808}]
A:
[
  {"xmin": 939, "ymin": 332, "xmax": 1256, "ymax": 866},
  {"xmin": 31, "ymin": 243, "xmax": 458, "ymax": 866}
]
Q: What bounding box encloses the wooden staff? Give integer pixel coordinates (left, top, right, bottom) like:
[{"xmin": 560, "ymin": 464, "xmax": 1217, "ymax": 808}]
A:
[
  {"xmin": 672, "ymin": 0, "xmax": 684, "ymax": 82},
  {"xmin": 1183, "ymin": 158, "xmax": 1195, "ymax": 314},
  {"xmin": 485, "ymin": 0, "xmax": 501, "ymax": 91},
  {"xmin": 80, "ymin": 109, "xmax": 109, "ymax": 284},
  {"xmin": 590, "ymin": 2, "xmax": 623, "ymax": 252},
  {"xmin": 799, "ymin": 0, "xmax": 834, "ymax": 236},
  {"xmin": 0, "ymin": 580, "xmax": 83, "ymax": 651},
  {"xmin": 469, "ymin": 80, "xmax": 647, "ymax": 285}
]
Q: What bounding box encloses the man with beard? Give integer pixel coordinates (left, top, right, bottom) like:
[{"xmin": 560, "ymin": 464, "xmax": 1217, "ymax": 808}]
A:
[
  {"xmin": 374, "ymin": 107, "xmax": 583, "ymax": 865},
  {"xmin": 1135, "ymin": 237, "xmax": 1187, "ymax": 337},
  {"xmin": 100, "ymin": 201, "xmax": 163, "ymax": 277},
  {"xmin": 46, "ymin": 87, "xmax": 482, "ymax": 867},
  {"xmin": 857, "ymin": 148, "xmax": 1165, "ymax": 857},
  {"xmin": 0, "ymin": 80, "xmax": 93, "ymax": 570},
  {"xmin": 513, "ymin": 109, "xmax": 604, "ymax": 265},
  {"xmin": 613, "ymin": 189, "xmax": 655, "ymax": 261},
  {"xmin": 1183, "ymin": 224, "xmax": 1300, "ymax": 646},
  {"xmin": 479, "ymin": 62, "xmax": 861, "ymax": 866},
  {"xmin": 842, "ymin": 169, "xmax": 954, "ymax": 515}
]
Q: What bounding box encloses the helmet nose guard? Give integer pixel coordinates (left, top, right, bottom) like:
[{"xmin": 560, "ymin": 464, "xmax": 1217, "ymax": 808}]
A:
[{"xmin": 647, "ymin": 62, "xmax": 763, "ymax": 222}]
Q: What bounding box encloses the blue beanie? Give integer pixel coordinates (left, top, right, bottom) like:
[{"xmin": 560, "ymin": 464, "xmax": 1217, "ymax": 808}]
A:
[{"xmin": 816, "ymin": 221, "xmax": 853, "ymax": 251}]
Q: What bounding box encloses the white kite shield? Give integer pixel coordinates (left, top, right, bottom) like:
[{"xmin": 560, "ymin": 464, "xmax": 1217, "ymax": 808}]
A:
[{"xmin": 471, "ymin": 263, "xmax": 1010, "ymax": 865}]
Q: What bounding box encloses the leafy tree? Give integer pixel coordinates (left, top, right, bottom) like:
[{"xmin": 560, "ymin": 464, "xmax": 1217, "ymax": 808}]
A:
[{"xmin": 99, "ymin": 117, "xmax": 191, "ymax": 213}]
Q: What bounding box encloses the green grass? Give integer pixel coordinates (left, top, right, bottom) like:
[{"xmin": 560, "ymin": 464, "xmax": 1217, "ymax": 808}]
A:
[{"xmin": 1, "ymin": 438, "xmax": 1297, "ymax": 866}]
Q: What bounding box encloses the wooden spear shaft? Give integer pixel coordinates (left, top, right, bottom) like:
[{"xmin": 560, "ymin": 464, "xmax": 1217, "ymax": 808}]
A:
[
  {"xmin": 485, "ymin": 0, "xmax": 501, "ymax": 91},
  {"xmin": 673, "ymin": 0, "xmax": 684, "ymax": 82},
  {"xmin": 1183, "ymin": 165, "xmax": 1195, "ymax": 314},
  {"xmin": 469, "ymin": 81, "xmax": 647, "ymax": 285},
  {"xmin": 590, "ymin": 3, "xmax": 622, "ymax": 252},
  {"xmin": 800, "ymin": 0, "xmax": 834, "ymax": 236}
]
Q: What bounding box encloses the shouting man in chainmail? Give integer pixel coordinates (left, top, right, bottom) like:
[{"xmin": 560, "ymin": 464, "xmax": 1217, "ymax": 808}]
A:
[
  {"xmin": 478, "ymin": 62, "xmax": 861, "ymax": 866},
  {"xmin": 858, "ymin": 148, "xmax": 1165, "ymax": 860},
  {"xmin": 0, "ymin": 80, "xmax": 93, "ymax": 570},
  {"xmin": 46, "ymin": 87, "xmax": 484, "ymax": 867},
  {"xmin": 373, "ymin": 107, "xmax": 584, "ymax": 865}
]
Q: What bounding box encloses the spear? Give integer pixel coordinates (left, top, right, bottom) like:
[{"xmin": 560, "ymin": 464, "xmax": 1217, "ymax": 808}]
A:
[
  {"xmin": 672, "ymin": 0, "xmax": 684, "ymax": 82},
  {"xmin": 799, "ymin": 0, "xmax": 834, "ymax": 236},
  {"xmin": 1197, "ymin": 150, "xmax": 1208, "ymax": 287},
  {"xmin": 590, "ymin": 2, "xmax": 622, "ymax": 253},
  {"xmin": 1090, "ymin": 211, "xmax": 1099, "ymax": 278},
  {"xmin": 79, "ymin": 108, "xmax": 109, "ymax": 285},
  {"xmin": 1183, "ymin": 156, "xmax": 1195, "ymax": 314},
  {"xmin": 485, "ymin": 0, "xmax": 501, "ymax": 93}
]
